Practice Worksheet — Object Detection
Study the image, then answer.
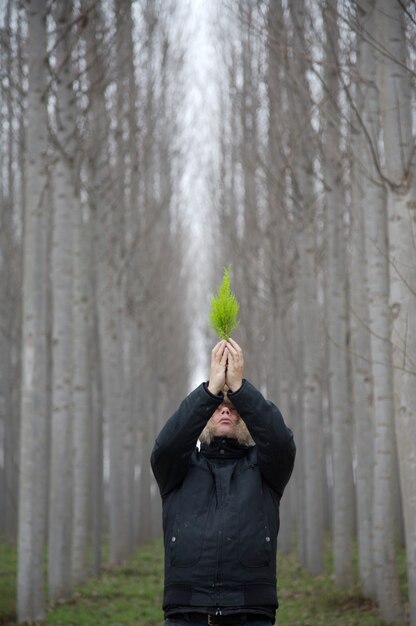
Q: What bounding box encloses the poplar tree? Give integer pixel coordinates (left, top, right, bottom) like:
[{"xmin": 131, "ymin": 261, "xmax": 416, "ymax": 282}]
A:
[{"xmin": 18, "ymin": 0, "xmax": 49, "ymax": 620}]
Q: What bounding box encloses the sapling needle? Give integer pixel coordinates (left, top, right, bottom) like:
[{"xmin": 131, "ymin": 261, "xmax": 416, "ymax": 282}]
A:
[{"xmin": 209, "ymin": 265, "xmax": 240, "ymax": 341}]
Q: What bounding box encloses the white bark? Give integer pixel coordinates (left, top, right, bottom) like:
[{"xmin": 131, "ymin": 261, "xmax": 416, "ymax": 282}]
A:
[
  {"xmin": 239, "ymin": 6, "xmax": 262, "ymax": 383},
  {"xmin": 17, "ymin": 0, "xmax": 49, "ymax": 620},
  {"xmin": 265, "ymin": 0, "xmax": 294, "ymax": 554},
  {"xmin": 83, "ymin": 0, "xmax": 107, "ymax": 576},
  {"xmin": 48, "ymin": 0, "xmax": 76, "ymax": 602},
  {"xmin": 123, "ymin": 0, "xmax": 141, "ymax": 556},
  {"xmin": 289, "ymin": 0, "xmax": 325, "ymax": 575},
  {"xmin": 284, "ymin": 304, "xmax": 301, "ymax": 555},
  {"xmin": 0, "ymin": 34, "xmax": 4, "ymax": 535},
  {"xmin": 349, "ymin": 0, "xmax": 377, "ymax": 599},
  {"xmin": 98, "ymin": 197, "xmax": 123, "ymax": 565},
  {"xmin": 115, "ymin": 0, "xmax": 138, "ymax": 560},
  {"xmin": 298, "ymin": 219, "xmax": 325, "ymax": 575},
  {"xmin": 1, "ymin": 0, "xmax": 19, "ymax": 542},
  {"xmin": 376, "ymin": 1, "xmax": 416, "ymax": 622},
  {"xmin": 90, "ymin": 290, "xmax": 104, "ymax": 575},
  {"xmin": 2, "ymin": 205, "xmax": 18, "ymax": 541},
  {"xmin": 294, "ymin": 296, "xmax": 306, "ymax": 567},
  {"xmin": 71, "ymin": 189, "xmax": 90, "ymax": 585},
  {"xmin": 102, "ymin": 0, "xmax": 130, "ymax": 565},
  {"xmin": 138, "ymin": 399, "xmax": 153, "ymax": 544},
  {"xmin": 349, "ymin": 141, "xmax": 375, "ymax": 595},
  {"xmin": 360, "ymin": 2, "xmax": 403, "ymax": 618},
  {"xmin": 137, "ymin": 5, "xmax": 157, "ymax": 545},
  {"xmin": 365, "ymin": 185, "xmax": 403, "ymax": 623},
  {"xmin": 322, "ymin": 0, "xmax": 354, "ymax": 587}
]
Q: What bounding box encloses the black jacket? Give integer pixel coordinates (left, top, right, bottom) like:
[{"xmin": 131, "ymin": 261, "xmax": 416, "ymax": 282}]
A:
[{"xmin": 151, "ymin": 380, "xmax": 296, "ymax": 618}]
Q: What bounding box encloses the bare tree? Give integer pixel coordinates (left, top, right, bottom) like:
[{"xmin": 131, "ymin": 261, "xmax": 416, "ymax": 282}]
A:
[
  {"xmin": 0, "ymin": 0, "xmax": 21, "ymax": 542},
  {"xmin": 288, "ymin": 0, "xmax": 326, "ymax": 576},
  {"xmin": 348, "ymin": 0, "xmax": 376, "ymax": 597},
  {"xmin": 357, "ymin": 1, "xmax": 404, "ymax": 619},
  {"xmin": 82, "ymin": 0, "xmax": 109, "ymax": 577},
  {"xmin": 48, "ymin": 0, "xmax": 77, "ymax": 602},
  {"xmin": 6, "ymin": 0, "xmax": 416, "ymax": 621},
  {"xmin": 2, "ymin": 0, "xmax": 191, "ymax": 618},
  {"xmin": 321, "ymin": 0, "xmax": 354, "ymax": 587},
  {"xmin": 376, "ymin": 1, "xmax": 416, "ymax": 622},
  {"xmin": 17, "ymin": 0, "xmax": 50, "ymax": 620},
  {"xmin": 265, "ymin": 0, "xmax": 297, "ymax": 554},
  {"xmin": 71, "ymin": 117, "xmax": 90, "ymax": 586}
]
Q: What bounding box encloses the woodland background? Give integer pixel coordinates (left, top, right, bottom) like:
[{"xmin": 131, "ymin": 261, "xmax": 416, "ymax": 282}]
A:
[{"xmin": 0, "ymin": 0, "xmax": 415, "ymax": 625}]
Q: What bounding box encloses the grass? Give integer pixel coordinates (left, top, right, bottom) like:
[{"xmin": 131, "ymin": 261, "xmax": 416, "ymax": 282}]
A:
[
  {"xmin": 276, "ymin": 549, "xmax": 407, "ymax": 626},
  {"xmin": 0, "ymin": 539, "xmax": 164, "ymax": 626},
  {"xmin": 0, "ymin": 538, "xmax": 409, "ymax": 626}
]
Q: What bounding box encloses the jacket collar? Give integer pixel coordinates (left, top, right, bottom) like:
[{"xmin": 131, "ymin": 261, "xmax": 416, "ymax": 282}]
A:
[{"xmin": 200, "ymin": 436, "xmax": 250, "ymax": 459}]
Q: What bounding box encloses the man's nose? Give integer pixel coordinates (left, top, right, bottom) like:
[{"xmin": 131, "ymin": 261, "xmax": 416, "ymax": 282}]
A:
[{"xmin": 221, "ymin": 407, "xmax": 230, "ymax": 415}]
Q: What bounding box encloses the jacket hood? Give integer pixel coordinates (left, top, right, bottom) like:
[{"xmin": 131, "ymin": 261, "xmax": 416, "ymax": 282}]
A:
[
  {"xmin": 200, "ymin": 436, "xmax": 251, "ymax": 459},
  {"xmin": 199, "ymin": 417, "xmax": 255, "ymax": 446}
]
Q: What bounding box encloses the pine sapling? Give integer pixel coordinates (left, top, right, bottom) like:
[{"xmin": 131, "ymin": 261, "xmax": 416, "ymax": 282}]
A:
[{"xmin": 209, "ymin": 265, "xmax": 240, "ymax": 340}]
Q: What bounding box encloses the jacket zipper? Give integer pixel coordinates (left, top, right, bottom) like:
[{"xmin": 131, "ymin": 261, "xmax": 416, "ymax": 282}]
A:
[{"xmin": 213, "ymin": 466, "xmax": 224, "ymax": 609}]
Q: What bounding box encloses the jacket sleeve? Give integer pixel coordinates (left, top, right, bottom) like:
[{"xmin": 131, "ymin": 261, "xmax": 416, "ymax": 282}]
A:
[
  {"xmin": 150, "ymin": 383, "xmax": 223, "ymax": 497},
  {"xmin": 228, "ymin": 379, "xmax": 296, "ymax": 497}
]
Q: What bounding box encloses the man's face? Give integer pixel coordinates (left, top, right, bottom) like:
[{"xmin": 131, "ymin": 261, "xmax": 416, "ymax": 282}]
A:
[{"xmin": 210, "ymin": 402, "xmax": 241, "ymax": 438}]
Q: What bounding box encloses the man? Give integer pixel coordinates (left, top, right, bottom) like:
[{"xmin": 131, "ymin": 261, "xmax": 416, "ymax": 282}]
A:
[{"xmin": 151, "ymin": 338, "xmax": 296, "ymax": 626}]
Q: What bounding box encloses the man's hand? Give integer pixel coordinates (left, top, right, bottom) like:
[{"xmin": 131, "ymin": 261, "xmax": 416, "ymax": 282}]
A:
[
  {"xmin": 207, "ymin": 341, "xmax": 228, "ymax": 395},
  {"xmin": 225, "ymin": 338, "xmax": 244, "ymax": 392}
]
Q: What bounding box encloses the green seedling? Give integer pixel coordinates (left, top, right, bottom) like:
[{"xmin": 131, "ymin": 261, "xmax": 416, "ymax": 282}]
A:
[{"xmin": 209, "ymin": 265, "xmax": 240, "ymax": 340}]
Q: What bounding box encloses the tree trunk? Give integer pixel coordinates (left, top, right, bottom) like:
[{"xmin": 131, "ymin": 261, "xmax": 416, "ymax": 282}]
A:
[
  {"xmin": 82, "ymin": 0, "xmax": 107, "ymax": 577},
  {"xmin": 0, "ymin": 23, "xmax": 4, "ymax": 535},
  {"xmin": 294, "ymin": 291, "xmax": 306, "ymax": 567},
  {"xmin": 48, "ymin": 0, "xmax": 76, "ymax": 602},
  {"xmin": 298, "ymin": 219, "xmax": 325, "ymax": 575},
  {"xmin": 2, "ymin": 0, "xmax": 19, "ymax": 542},
  {"xmin": 289, "ymin": 0, "xmax": 325, "ymax": 575},
  {"xmin": 360, "ymin": 3, "xmax": 403, "ymax": 618},
  {"xmin": 71, "ymin": 182, "xmax": 90, "ymax": 585},
  {"xmin": 238, "ymin": 4, "xmax": 262, "ymax": 383},
  {"xmin": 322, "ymin": 0, "xmax": 354, "ymax": 587},
  {"xmin": 17, "ymin": 0, "xmax": 49, "ymax": 620},
  {"xmin": 376, "ymin": 1, "xmax": 416, "ymax": 621},
  {"xmin": 349, "ymin": 0, "xmax": 377, "ymax": 599}
]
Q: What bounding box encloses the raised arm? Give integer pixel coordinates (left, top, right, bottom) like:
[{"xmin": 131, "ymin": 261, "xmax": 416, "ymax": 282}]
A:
[
  {"xmin": 226, "ymin": 338, "xmax": 296, "ymax": 497},
  {"xmin": 150, "ymin": 385, "xmax": 222, "ymax": 496},
  {"xmin": 151, "ymin": 341, "xmax": 228, "ymax": 497}
]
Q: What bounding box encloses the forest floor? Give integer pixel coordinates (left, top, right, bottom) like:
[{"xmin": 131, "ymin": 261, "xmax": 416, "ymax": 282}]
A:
[{"xmin": 0, "ymin": 538, "xmax": 409, "ymax": 626}]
